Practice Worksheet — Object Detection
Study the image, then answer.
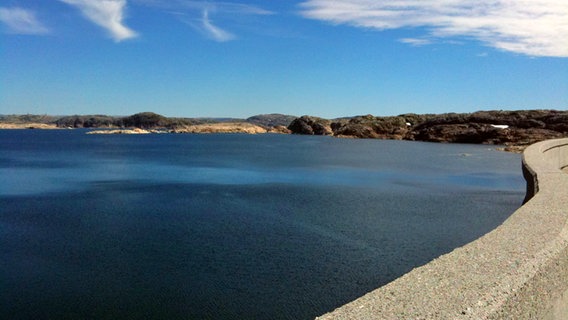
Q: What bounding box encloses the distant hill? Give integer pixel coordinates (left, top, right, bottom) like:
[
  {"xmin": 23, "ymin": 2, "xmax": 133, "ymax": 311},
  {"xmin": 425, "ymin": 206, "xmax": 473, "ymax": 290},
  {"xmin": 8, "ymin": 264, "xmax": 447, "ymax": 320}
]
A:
[
  {"xmin": 55, "ymin": 115, "xmax": 119, "ymax": 128},
  {"xmin": 0, "ymin": 112, "xmax": 297, "ymax": 129},
  {"xmin": 0, "ymin": 114, "xmax": 59, "ymax": 124},
  {"xmin": 246, "ymin": 114, "xmax": 297, "ymax": 127},
  {"xmin": 3, "ymin": 110, "xmax": 567, "ymax": 151}
]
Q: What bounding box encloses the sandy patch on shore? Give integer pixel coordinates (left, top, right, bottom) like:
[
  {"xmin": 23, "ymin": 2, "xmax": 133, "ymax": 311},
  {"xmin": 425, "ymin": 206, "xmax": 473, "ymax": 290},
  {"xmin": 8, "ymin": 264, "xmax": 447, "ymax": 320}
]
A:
[
  {"xmin": 172, "ymin": 122, "xmax": 269, "ymax": 134},
  {"xmin": 0, "ymin": 123, "xmax": 58, "ymax": 129}
]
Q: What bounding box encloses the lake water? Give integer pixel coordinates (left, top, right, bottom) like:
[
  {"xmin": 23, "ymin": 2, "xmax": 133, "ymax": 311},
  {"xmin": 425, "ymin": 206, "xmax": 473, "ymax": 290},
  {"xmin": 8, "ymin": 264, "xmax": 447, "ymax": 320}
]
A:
[{"xmin": 0, "ymin": 130, "xmax": 525, "ymax": 319}]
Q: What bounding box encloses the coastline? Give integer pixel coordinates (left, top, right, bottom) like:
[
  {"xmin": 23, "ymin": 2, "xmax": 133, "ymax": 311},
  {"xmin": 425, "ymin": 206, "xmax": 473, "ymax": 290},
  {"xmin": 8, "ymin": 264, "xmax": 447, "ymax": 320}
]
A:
[
  {"xmin": 0, "ymin": 123, "xmax": 59, "ymax": 129},
  {"xmin": 2, "ymin": 110, "xmax": 567, "ymax": 152}
]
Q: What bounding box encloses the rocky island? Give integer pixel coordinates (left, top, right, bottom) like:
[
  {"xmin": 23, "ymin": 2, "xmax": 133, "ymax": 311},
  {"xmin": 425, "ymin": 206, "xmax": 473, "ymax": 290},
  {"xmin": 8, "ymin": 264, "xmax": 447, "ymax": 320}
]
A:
[{"xmin": 2, "ymin": 110, "xmax": 567, "ymax": 151}]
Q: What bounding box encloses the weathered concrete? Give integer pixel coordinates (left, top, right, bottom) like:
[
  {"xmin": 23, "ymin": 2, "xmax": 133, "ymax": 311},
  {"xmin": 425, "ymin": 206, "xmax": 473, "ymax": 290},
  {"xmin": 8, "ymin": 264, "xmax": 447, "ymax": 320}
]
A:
[{"xmin": 317, "ymin": 138, "xmax": 568, "ymax": 320}]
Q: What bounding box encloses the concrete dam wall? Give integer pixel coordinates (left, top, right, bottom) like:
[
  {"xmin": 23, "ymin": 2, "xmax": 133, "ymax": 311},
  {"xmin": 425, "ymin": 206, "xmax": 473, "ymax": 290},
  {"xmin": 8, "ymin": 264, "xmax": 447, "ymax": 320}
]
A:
[{"xmin": 318, "ymin": 138, "xmax": 568, "ymax": 319}]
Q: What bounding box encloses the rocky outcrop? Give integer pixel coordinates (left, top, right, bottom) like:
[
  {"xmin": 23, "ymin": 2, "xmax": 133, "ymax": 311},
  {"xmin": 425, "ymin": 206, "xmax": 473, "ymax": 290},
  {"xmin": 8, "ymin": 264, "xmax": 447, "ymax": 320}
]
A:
[
  {"xmin": 3, "ymin": 110, "xmax": 566, "ymax": 150},
  {"xmin": 410, "ymin": 110, "xmax": 568, "ymax": 148},
  {"xmin": 84, "ymin": 122, "xmax": 287, "ymax": 135},
  {"xmin": 171, "ymin": 122, "xmax": 269, "ymax": 134},
  {"xmin": 86, "ymin": 128, "xmax": 151, "ymax": 134},
  {"xmin": 267, "ymin": 125, "xmax": 292, "ymax": 134},
  {"xmin": 0, "ymin": 123, "xmax": 58, "ymax": 129},
  {"xmin": 331, "ymin": 115, "xmax": 410, "ymax": 139},
  {"xmin": 287, "ymin": 116, "xmax": 333, "ymax": 135},
  {"xmin": 287, "ymin": 110, "xmax": 568, "ymax": 151}
]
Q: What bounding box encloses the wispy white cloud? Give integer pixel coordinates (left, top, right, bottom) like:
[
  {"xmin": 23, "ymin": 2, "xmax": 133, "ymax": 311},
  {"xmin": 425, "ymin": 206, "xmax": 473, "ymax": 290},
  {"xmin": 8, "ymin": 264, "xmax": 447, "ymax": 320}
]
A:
[
  {"xmin": 135, "ymin": 1, "xmax": 273, "ymax": 16},
  {"xmin": 135, "ymin": 0, "xmax": 273, "ymax": 41},
  {"xmin": 399, "ymin": 38, "xmax": 432, "ymax": 47},
  {"xmin": 200, "ymin": 8, "xmax": 235, "ymax": 42},
  {"xmin": 299, "ymin": 0, "xmax": 568, "ymax": 57},
  {"xmin": 195, "ymin": 2, "xmax": 273, "ymax": 16},
  {"xmin": 0, "ymin": 7, "xmax": 49, "ymax": 35},
  {"xmin": 59, "ymin": 0, "xmax": 137, "ymax": 42}
]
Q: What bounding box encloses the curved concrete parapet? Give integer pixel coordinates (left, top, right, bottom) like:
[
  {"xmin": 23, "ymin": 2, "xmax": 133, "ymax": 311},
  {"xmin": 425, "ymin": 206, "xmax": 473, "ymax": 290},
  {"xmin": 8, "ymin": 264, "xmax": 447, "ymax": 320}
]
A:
[{"xmin": 317, "ymin": 138, "xmax": 568, "ymax": 320}]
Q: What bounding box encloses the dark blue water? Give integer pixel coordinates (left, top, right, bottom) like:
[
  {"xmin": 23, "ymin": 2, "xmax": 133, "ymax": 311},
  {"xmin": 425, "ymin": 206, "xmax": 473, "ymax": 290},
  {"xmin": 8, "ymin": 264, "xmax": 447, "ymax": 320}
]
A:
[{"xmin": 0, "ymin": 130, "xmax": 524, "ymax": 319}]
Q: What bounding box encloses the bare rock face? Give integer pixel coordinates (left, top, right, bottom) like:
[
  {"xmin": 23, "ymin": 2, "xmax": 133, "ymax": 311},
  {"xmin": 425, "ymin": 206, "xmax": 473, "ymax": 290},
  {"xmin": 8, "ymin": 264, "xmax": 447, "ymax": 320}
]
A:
[
  {"xmin": 0, "ymin": 123, "xmax": 58, "ymax": 129},
  {"xmin": 171, "ymin": 122, "xmax": 268, "ymax": 134},
  {"xmin": 287, "ymin": 116, "xmax": 333, "ymax": 135},
  {"xmin": 333, "ymin": 122, "xmax": 380, "ymax": 139},
  {"xmin": 86, "ymin": 128, "xmax": 151, "ymax": 134},
  {"xmin": 331, "ymin": 115, "xmax": 410, "ymax": 139},
  {"xmin": 500, "ymin": 128, "xmax": 565, "ymax": 146},
  {"xmin": 268, "ymin": 125, "xmax": 292, "ymax": 134},
  {"xmin": 287, "ymin": 110, "xmax": 568, "ymax": 151},
  {"xmin": 409, "ymin": 110, "xmax": 568, "ymax": 148},
  {"xmin": 412, "ymin": 123, "xmax": 504, "ymax": 143}
]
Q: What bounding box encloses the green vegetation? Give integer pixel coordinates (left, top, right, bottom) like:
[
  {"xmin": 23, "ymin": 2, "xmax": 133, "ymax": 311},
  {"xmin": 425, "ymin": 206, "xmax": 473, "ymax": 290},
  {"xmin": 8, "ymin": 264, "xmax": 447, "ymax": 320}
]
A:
[
  {"xmin": 55, "ymin": 115, "xmax": 117, "ymax": 128},
  {"xmin": 246, "ymin": 114, "xmax": 297, "ymax": 127},
  {"xmin": 118, "ymin": 112, "xmax": 171, "ymax": 129}
]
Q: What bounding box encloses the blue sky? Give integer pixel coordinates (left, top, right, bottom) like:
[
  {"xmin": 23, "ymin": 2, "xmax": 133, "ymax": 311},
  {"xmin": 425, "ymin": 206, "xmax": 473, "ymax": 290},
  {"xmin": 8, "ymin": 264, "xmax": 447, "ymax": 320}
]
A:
[{"xmin": 1, "ymin": 0, "xmax": 567, "ymax": 118}]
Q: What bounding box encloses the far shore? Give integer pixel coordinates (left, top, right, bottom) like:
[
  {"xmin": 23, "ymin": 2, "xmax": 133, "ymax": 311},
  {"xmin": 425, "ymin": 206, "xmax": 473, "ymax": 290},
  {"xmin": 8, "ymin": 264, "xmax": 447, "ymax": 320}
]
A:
[
  {"xmin": 0, "ymin": 123, "xmax": 59, "ymax": 129},
  {"xmin": 2, "ymin": 110, "xmax": 567, "ymax": 153}
]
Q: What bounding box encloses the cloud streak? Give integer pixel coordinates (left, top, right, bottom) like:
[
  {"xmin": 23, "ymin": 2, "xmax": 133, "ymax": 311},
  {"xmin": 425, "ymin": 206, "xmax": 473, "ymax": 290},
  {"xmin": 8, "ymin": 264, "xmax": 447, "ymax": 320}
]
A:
[
  {"xmin": 299, "ymin": 0, "xmax": 568, "ymax": 57},
  {"xmin": 399, "ymin": 38, "xmax": 432, "ymax": 47},
  {"xmin": 59, "ymin": 0, "xmax": 137, "ymax": 41},
  {"xmin": 200, "ymin": 8, "xmax": 235, "ymax": 42},
  {"xmin": 0, "ymin": 7, "xmax": 49, "ymax": 35},
  {"xmin": 137, "ymin": 0, "xmax": 273, "ymax": 16},
  {"xmin": 136, "ymin": 0, "xmax": 272, "ymax": 42},
  {"xmin": 168, "ymin": 7, "xmax": 236, "ymax": 42}
]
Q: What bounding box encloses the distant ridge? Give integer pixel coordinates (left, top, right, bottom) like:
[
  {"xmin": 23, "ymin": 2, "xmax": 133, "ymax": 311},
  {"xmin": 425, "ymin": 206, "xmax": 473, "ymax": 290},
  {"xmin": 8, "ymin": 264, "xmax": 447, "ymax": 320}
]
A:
[
  {"xmin": 246, "ymin": 114, "xmax": 298, "ymax": 127},
  {"xmin": 2, "ymin": 110, "xmax": 567, "ymax": 151},
  {"xmin": 0, "ymin": 112, "xmax": 297, "ymax": 129}
]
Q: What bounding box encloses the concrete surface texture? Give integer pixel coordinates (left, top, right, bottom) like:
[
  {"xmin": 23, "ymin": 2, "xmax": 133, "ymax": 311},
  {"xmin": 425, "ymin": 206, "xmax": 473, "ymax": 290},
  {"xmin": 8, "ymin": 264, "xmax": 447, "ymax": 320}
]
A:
[{"xmin": 317, "ymin": 138, "xmax": 568, "ymax": 320}]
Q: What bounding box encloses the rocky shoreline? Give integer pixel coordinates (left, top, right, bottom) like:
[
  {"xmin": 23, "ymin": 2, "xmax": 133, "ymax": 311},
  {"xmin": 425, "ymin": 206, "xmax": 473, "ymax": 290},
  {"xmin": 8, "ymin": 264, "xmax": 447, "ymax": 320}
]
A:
[
  {"xmin": 85, "ymin": 122, "xmax": 291, "ymax": 135},
  {"xmin": 287, "ymin": 110, "xmax": 568, "ymax": 152},
  {"xmin": 2, "ymin": 110, "xmax": 567, "ymax": 152},
  {"xmin": 0, "ymin": 123, "xmax": 58, "ymax": 129}
]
